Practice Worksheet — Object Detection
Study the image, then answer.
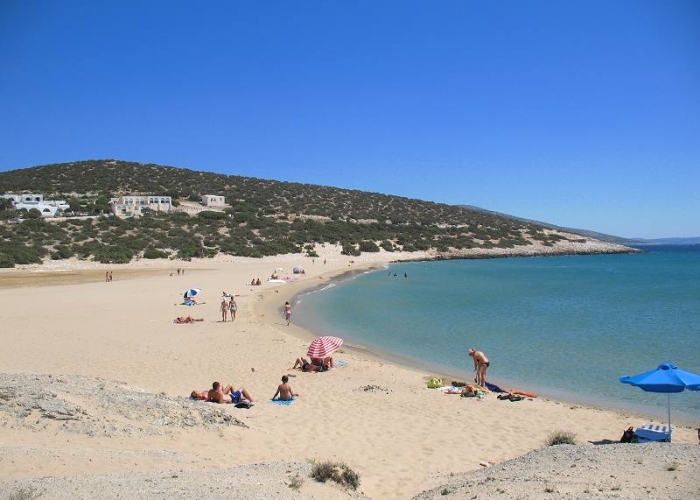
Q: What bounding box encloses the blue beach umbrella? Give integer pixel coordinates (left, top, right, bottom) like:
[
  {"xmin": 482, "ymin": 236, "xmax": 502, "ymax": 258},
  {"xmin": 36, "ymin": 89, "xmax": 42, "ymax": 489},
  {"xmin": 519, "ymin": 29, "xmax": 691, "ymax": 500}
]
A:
[
  {"xmin": 184, "ymin": 288, "xmax": 201, "ymax": 299},
  {"xmin": 620, "ymin": 362, "xmax": 700, "ymax": 432}
]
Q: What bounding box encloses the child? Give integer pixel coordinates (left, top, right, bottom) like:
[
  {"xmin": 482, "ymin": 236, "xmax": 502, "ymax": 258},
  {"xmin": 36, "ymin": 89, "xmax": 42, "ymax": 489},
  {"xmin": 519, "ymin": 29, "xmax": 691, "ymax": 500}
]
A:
[{"xmin": 272, "ymin": 375, "xmax": 299, "ymax": 401}]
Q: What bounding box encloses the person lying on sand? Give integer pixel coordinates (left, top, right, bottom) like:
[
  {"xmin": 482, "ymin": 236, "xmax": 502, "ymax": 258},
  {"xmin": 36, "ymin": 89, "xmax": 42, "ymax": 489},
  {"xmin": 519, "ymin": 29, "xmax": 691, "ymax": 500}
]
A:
[
  {"xmin": 207, "ymin": 381, "xmax": 254, "ymax": 405},
  {"xmin": 272, "ymin": 375, "xmax": 299, "ymax": 401},
  {"xmin": 174, "ymin": 316, "xmax": 204, "ymax": 324},
  {"xmin": 191, "ymin": 383, "xmax": 236, "ymax": 400}
]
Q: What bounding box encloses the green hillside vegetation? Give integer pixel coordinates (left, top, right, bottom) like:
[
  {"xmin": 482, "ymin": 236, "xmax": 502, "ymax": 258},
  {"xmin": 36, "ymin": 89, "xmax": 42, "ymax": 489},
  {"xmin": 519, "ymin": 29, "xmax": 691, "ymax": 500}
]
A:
[{"xmin": 0, "ymin": 160, "xmax": 578, "ymax": 267}]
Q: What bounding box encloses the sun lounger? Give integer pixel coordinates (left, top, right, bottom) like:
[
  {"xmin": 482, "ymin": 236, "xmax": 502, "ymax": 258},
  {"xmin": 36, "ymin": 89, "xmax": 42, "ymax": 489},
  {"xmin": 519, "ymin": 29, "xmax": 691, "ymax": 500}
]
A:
[{"xmin": 634, "ymin": 424, "xmax": 671, "ymax": 443}]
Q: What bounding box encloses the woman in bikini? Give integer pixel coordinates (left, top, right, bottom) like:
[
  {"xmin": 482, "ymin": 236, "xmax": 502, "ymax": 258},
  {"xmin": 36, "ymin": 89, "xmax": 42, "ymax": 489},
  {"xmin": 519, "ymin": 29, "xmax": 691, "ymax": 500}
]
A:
[
  {"xmin": 229, "ymin": 296, "xmax": 237, "ymax": 321},
  {"xmin": 220, "ymin": 298, "xmax": 229, "ymax": 322},
  {"xmin": 468, "ymin": 348, "xmax": 490, "ymax": 387}
]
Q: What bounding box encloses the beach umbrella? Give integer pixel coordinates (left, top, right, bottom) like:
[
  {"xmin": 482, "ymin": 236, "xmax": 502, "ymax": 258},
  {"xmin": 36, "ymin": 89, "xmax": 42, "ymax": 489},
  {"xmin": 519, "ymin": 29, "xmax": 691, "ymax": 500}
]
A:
[
  {"xmin": 620, "ymin": 362, "xmax": 700, "ymax": 432},
  {"xmin": 293, "ymin": 266, "xmax": 304, "ymax": 274},
  {"xmin": 184, "ymin": 288, "xmax": 201, "ymax": 298},
  {"xmin": 307, "ymin": 336, "xmax": 343, "ymax": 359}
]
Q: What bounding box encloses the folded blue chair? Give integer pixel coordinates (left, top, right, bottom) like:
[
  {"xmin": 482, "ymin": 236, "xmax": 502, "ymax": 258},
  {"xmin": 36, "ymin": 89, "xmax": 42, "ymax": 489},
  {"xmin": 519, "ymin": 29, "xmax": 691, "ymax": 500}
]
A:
[{"xmin": 634, "ymin": 423, "xmax": 671, "ymax": 442}]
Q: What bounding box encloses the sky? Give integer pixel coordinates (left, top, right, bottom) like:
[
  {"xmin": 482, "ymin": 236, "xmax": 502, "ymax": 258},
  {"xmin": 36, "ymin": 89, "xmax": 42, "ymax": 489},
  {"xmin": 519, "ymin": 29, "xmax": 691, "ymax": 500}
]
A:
[{"xmin": 1, "ymin": 1, "xmax": 698, "ymax": 239}]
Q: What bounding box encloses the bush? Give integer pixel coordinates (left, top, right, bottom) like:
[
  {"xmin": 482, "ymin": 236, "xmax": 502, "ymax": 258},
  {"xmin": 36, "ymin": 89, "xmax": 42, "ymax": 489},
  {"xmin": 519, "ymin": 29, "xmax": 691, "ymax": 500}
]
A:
[
  {"xmin": 310, "ymin": 460, "xmax": 360, "ymax": 490},
  {"xmin": 197, "ymin": 210, "xmax": 226, "ymax": 220},
  {"xmin": 358, "ymin": 240, "xmax": 380, "ymax": 253},
  {"xmin": 546, "ymin": 430, "xmax": 576, "ymax": 446},
  {"xmin": 0, "ymin": 253, "xmax": 15, "ymax": 268},
  {"xmin": 341, "ymin": 242, "xmax": 361, "ymax": 256},
  {"xmin": 143, "ymin": 247, "xmax": 169, "ymax": 259}
]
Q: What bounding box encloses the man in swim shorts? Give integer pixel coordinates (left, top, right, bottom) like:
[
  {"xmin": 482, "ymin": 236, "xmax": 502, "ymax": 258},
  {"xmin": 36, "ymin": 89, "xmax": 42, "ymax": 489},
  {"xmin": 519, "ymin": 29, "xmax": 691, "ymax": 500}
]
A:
[
  {"xmin": 206, "ymin": 381, "xmax": 255, "ymax": 405},
  {"xmin": 468, "ymin": 348, "xmax": 490, "ymax": 387}
]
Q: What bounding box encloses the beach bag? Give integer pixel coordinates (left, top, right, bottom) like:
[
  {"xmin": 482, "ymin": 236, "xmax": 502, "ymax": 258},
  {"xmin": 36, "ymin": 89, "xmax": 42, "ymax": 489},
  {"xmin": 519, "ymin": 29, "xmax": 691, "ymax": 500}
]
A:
[
  {"xmin": 620, "ymin": 426, "xmax": 635, "ymax": 443},
  {"xmin": 427, "ymin": 377, "xmax": 443, "ymax": 389}
]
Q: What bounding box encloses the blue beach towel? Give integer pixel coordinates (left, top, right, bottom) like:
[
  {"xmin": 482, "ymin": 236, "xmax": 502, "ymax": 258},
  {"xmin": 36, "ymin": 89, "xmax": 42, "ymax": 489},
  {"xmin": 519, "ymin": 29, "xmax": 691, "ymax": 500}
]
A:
[
  {"xmin": 334, "ymin": 360, "xmax": 349, "ymax": 367},
  {"xmin": 270, "ymin": 398, "xmax": 295, "ymax": 406},
  {"xmin": 485, "ymin": 382, "xmax": 507, "ymax": 393}
]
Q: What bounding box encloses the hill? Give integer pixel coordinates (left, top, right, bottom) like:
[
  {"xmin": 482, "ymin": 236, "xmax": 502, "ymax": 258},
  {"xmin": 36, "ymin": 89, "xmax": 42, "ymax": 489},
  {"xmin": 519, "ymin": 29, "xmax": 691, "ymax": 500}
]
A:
[{"xmin": 0, "ymin": 160, "xmax": 633, "ymax": 267}]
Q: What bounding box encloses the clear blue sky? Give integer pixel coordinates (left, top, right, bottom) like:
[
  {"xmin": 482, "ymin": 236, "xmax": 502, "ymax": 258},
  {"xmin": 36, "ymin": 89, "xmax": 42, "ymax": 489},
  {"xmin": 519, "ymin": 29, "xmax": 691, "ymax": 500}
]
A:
[{"xmin": 1, "ymin": 1, "xmax": 698, "ymax": 239}]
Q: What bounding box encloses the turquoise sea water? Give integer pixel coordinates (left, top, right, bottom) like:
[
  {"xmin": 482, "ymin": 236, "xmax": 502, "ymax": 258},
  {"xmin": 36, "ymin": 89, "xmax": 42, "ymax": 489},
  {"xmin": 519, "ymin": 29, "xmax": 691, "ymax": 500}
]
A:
[{"xmin": 294, "ymin": 245, "xmax": 700, "ymax": 424}]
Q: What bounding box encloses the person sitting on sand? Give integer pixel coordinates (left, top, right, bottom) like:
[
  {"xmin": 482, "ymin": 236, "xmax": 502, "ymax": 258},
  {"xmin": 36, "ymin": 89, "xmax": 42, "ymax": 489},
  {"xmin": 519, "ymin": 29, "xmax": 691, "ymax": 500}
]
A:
[
  {"xmin": 292, "ymin": 357, "xmax": 325, "ymax": 372},
  {"xmin": 311, "ymin": 356, "xmax": 333, "ymax": 369},
  {"xmin": 174, "ymin": 316, "xmax": 204, "ymax": 324},
  {"xmin": 207, "ymin": 381, "xmax": 255, "ymax": 405},
  {"xmin": 272, "ymin": 375, "xmax": 299, "ymax": 401}
]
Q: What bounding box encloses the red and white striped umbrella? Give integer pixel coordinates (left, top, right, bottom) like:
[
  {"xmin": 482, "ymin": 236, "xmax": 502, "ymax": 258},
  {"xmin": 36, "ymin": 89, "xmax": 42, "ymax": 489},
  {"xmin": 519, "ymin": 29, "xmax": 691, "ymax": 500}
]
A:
[{"xmin": 307, "ymin": 336, "xmax": 343, "ymax": 358}]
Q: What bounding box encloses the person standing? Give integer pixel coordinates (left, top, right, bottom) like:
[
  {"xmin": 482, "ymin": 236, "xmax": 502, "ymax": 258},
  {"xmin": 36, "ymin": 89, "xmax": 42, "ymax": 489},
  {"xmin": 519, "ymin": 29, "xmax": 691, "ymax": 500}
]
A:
[
  {"xmin": 284, "ymin": 301, "xmax": 292, "ymax": 326},
  {"xmin": 220, "ymin": 297, "xmax": 229, "ymax": 322},
  {"xmin": 229, "ymin": 295, "xmax": 237, "ymax": 321},
  {"xmin": 468, "ymin": 348, "xmax": 490, "ymax": 387}
]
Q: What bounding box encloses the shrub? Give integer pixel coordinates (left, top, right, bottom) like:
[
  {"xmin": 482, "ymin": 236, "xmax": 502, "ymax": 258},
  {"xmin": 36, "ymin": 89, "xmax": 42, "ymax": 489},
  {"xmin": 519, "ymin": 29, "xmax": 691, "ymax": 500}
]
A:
[
  {"xmin": 358, "ymin": 240, "xmax": 380, "ymax": 253},
  {"xmin": 310, "ymin": 460, "xmax": 360, "ymax": 490},
  {"xmin": 0, "ymin": 253, "xmax": 15, "ymax": 268},
  {"xmin": 143, "ymin": 247, "xmax": 169, "ymax": 259},
  {"xmin": 546, "ymin": 430, "xmax": 576, "ymax": 446},
  {"xmin": 197, "ymin": 210, "xmax": 226, "ymax": 220}
]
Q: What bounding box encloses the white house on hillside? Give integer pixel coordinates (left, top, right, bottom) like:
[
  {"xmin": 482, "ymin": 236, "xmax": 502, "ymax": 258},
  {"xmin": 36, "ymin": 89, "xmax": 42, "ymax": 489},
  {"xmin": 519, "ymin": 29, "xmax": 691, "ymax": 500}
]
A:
[
  {"xmin": 201, "ymin": 195, "xmax": 225, "ymax": 207},
  {"xmin": 1, "ymin": 193, "xmax": 70, "ymax": 216},
  {"xmin": 110, "ymin": 195, "xmax": 173, "ymax": 217}
]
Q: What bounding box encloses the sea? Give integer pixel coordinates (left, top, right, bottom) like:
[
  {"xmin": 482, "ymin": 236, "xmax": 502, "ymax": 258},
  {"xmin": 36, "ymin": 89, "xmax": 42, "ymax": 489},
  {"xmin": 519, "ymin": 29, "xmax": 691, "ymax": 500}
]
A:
[{"xmin": 294, "ymin": 245, "xmax": 700, "ymax": 424}]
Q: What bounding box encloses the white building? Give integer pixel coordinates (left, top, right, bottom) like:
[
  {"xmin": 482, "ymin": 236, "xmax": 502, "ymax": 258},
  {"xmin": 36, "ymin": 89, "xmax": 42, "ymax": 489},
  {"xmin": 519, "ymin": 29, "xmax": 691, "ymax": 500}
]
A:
[
  {"xmin": 201, "ymin": 195, "xmax": 225, "ymax": 207},
  {"xmin": 110, "ymin": 195, "xmax": 173, "ymax": 217},
  {"xmin": 1, "ymin": 193, "xmax": 70, "ymax": 217}
]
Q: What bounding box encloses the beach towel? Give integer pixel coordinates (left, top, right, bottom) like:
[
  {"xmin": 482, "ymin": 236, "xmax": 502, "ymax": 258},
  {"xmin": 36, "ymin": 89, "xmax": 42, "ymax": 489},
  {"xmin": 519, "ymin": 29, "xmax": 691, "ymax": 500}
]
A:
[
  {"xmin": 269, "ymin": 398, "xmax": 295, "ymax": 406},
  {"xmin": 485, "ymin": 381, "xmax": 507, "ymax": 393},
  {"xmin": 334, "ymin": 360, "xmax": 349, "ymax": 367}
]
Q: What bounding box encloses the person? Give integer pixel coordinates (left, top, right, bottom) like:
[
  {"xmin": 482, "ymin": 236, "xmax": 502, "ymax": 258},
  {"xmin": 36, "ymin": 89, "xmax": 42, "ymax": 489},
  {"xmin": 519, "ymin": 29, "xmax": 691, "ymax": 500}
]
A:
[
  {"xmin": 468, "ymin": 348, "xmax": 490, "ymax": 387},
  {"xmin": 272, "ymin": 375, "xmax": 299, "ymax": 401},
  {"xmin": 310, "ymin": 356, "xmax": 333, "ymax": 369},
  {"xmin": 256, "ymin": 278, "xmax": 261, "ymax": 286},
  {"xmin": 207, "ymin": 381, "xmax": 254, "ymax": 405},
  {"xmin": 174, "ymin": 316, "xmax": 203, "ymax": 324},
  {"xmin": 284, "ymin": 301, "xmax": 292, "ymax": 326},
  {"xmin": 105, "ymin": 271, "xmax": 109, "ymax": 282},
  {"xmin": 229, "ymin": 295, "xmax": 237, "ymax": 321},
  {"xmin": 292, "ymin": 357, "xmax": 325, "ymax": 372},
  {"xmin": 220, "ymin": 298, "xmax": 229, "ymax": 322}
]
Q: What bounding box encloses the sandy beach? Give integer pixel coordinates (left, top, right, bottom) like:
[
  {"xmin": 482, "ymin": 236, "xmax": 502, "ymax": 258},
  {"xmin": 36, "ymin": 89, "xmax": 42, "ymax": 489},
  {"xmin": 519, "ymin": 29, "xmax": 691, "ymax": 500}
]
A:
[{"xmin": 1, "ymin": 240, "xmax": 698, "ymax": 499}]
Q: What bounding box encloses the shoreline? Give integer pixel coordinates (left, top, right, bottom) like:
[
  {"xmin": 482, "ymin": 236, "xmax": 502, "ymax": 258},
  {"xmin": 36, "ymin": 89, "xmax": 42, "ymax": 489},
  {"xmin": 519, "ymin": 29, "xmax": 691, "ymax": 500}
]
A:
[{"xmin": 285, "ymin": 257, "xmax": 699, "ymax": 427}]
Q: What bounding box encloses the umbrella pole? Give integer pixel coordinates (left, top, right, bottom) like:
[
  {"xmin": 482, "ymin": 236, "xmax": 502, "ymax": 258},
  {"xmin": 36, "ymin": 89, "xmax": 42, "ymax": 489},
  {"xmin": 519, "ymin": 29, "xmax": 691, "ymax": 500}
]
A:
[{"xmin": 667, "ymin": 393, "xmax": 672, "ymax": 434}]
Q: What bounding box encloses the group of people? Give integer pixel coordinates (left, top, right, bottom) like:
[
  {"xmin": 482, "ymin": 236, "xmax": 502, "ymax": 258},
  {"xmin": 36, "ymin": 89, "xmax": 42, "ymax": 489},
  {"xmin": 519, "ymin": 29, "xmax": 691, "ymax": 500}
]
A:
[
  {"xmin": 250, "ymin": 278, "xmax": 262, "ymax": 286},
  {"xmin": 191, "ymin": 375, "xmax": 300, "ymax": 405},
  {"xmin": 220, "ymin": 293, "xmax": 238, "ymax": 322},
  {"xmin": 191, "ymin": 381, "xmax": 255, "ymax": 406},
  {"xmin": 105, "ymin": 271, "xmax": 113, "ymax": 282}
]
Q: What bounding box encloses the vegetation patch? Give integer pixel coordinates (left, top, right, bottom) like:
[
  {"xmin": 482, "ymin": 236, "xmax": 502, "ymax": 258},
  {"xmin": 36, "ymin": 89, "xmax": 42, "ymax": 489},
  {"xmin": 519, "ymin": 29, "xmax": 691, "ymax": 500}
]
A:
[
  {"xmin": 546, "ymin": 430, "xmax": 577, "ymax": 446},
  {"xmin": 310, "ymin": 460, "xmax": 360, "ymax": 490}
]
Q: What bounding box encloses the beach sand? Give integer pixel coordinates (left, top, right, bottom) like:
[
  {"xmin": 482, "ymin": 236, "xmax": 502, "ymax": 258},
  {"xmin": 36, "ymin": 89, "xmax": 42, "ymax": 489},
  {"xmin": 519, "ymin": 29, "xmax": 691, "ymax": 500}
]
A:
[{"xmin": 1, "ymin": 242, "xmax": 698, "ymax": 499}]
